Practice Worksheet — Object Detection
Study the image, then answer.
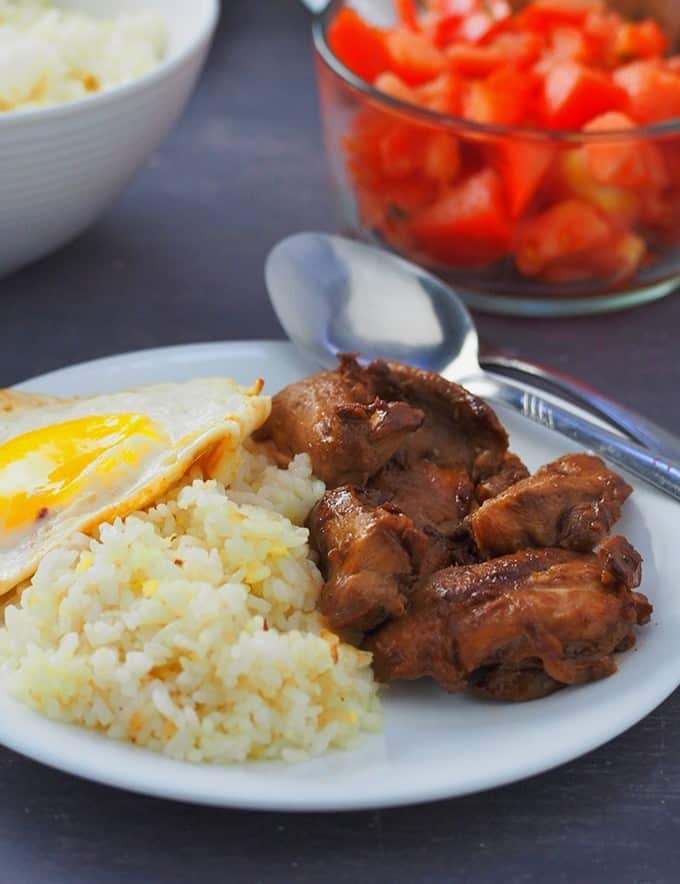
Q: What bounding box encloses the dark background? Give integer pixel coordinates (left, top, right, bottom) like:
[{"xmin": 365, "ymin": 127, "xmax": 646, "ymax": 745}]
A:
[{"xmin": 1, "ymin": 2, "xmax": 679, "ymax": 881}]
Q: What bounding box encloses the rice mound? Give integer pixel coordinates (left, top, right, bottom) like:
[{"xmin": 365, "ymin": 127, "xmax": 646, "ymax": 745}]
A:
[
  {"xmin": 0, "ymin": 1, "xmax": 166, "ymax": 113},
  {"xmin": 0, "ymin": 449, "xmax": 381, "ymax": 763}
]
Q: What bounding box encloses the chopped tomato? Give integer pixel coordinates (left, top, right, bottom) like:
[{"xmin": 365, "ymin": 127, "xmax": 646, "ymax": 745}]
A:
[
  {"xmin": 408, "ymin": 168, "xmax": 512, "ymax": 265},
  {"xmin": 519, "ymin": 0, "xmax": 603, "ymax": 33},
  {"xmin": 548, "ymin": 27, "xmax": 591, "ymax": 63},
  {"xmin": 432, "ymin": 3, "xmax": 519, "ymax": 49},
  {"xmin": 584, "ymin": 112, "xmax": 668, "ymax": 190},
  {"xmin": 542, "ymin": 62, "xmax": 627, "ymax": 128},
  {"xmin": 423, "ymin": 132, "xmax": 462, "ymax": 186},
  {"xmin": 395, "ymin": 0, "xmax": 420, "ymax": 31},
  {"xmin": 374, "ymin": 72, "xmax": 419, "ymax": 103},
  {"xmin": 463, "ymin": 67, "xmax": 538, "ymax": 125},
  {"xmin": 327, "ymin": 8, "xmax": 391, "ymax": 83},
  {"xmin": 428, "ymin": 0, "xmax": 478, "ymax": 14},
  {"xmin": 614, "ymin": 20, "xmax": 668, "ymax": 61},
  {"xmin": 386, "ymin": 28, "xmax": 447, "ymax": 86},
  {"xmin": 415, "ymin": 72, "xmax": 464, "ymax": 113},
  {"xmin": 539, "ymin": 230, "xmax": 645, "ymax": 283},
  {"xmin": 493, "ymin": 140, "xmax": 556, "ymax": 217},
  {"xmin": 376, "ymin": 123, "xmax": 462, "ymax": 189},
  {"xmin": 592, "ymin": 230, "xmax": 647, "ymax": 281},
  {"xmin": 514, "ymin": 199, "xmax": 611, "ymax": 275},
  {"xmin": 583, "ymin": 109, "xmax": 634, "ymax": 132},
  {"xmin": 344, "ymin": 110, "xmax": 396, "ymax": 187},
  {"xmin": 638, "ymin": 177, "xmax": 680, "ymax": 240},
  {"xmin": 462, "ymin": 81, "xmax": 497, "ymax": 124},
  {"xmin": 659, "ymin": 137, "xmax": 680, "ymax": 190},
  {"xmin": 383, "ymin": 179, "xmax": 438, "ymax": 215},
  {"xmin": 431, "ymin": 15, "xmax": 467, "ymax": 49},
  {"xmin": 446, "ymin": 43, "xmax": 506, "ymax": 75},
  {"xmin": 494, "ymin": 31, "xmax": 546, "ymax": 68},
  {"xmin": 357, "ymin": 176, "xmax": 438, "ymax": 238},
  {"xmin": 379, "ymin": 123, "xmax": 429, "ymax": 178},
  {"xmin": 613, "ymin": 61, "xmax": 680, "ymax": 124},
  {"xmin": 457, "ymin": 1, "xmax": 511, "ymax": 45},
  {"xmin": 447, "ymin": 32, "xmax": 543, "ymax": 74},
  {"xmin": 581, "ymin": 9, "xmax": 622, "ymax": 64},
  {"xmin": 555, "ymin": 147, "xmax": 639, "ymax": 223}
]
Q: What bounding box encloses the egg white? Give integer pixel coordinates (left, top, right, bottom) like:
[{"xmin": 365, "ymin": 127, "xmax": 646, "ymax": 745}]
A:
[{"xmin": 0, "ymin": 378, "xmax": 270, "ymax": 596}]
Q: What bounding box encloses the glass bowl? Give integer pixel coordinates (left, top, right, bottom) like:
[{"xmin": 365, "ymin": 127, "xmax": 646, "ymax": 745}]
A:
[{"xmin": 313, "ymin": 0, "xmax": 680, "ymax": 316}]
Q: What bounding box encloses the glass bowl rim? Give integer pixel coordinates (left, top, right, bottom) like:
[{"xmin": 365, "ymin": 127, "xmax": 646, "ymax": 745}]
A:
[{"xmin": 313, "ymin": 0, "xmax": 680, "ymax": 144}]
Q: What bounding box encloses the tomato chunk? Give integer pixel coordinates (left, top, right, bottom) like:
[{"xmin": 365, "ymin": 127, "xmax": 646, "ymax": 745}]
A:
[
  {"xmin": 423, "ymin": 132, "xmax": 462, "ymax": 186},
  {"xmin": 493, "ymin": 140, "xmax": 556, "ymax": 217},
  {"xmin": 386, "ymin": 28, "xmax": 447, "ymax": 86},
  {"xmin": 519, "ymin": 0, "xmax": 603, "ymax": 33},
  {"xmin": 539, "ymin": 230, "xmax": 645, "ymax": 283},
  {"xmin": 395, "ymin": 0, "xmax": 420, "ymax": 31},
  {"xmin": 427, "ymin": 1, "xmax": 477, "ymax": 46},
  {"xmin": 614, "ymin": 20, "xmax": 668, "ymax": 61},
  {"xmin": 463, "ymin": 67, "xmax": 538, "ymax": 125},
  {"xmin": 359, "ymin": 177, "xmax": 437, "ymax": 226},
  {"xmin": 588, "ymin": 230, "xmax": 646, "ymax": 282},
  {"xmin": 584, "ymin": 112, "xmax": 668, "ymax": 190},
  {"xmin": 545, "ymin": 27, "xmax": 591, "ymax": 64},
  {"xmin": 446, "ymin": 43, "xmax": 506, "ymax": 75},
  {"xmin": 408, "ymin": 168, "xmax": 511, "ymax": 265},
  {"xmin": 415, "ymin": 72, "xmax": 464, "ymax": 113},
  {"xmin": 515, "ymin": 199, "xmax": 611, "ymax": 275},
  {"xmin": 379, "ymin": 123, "xmax": 428, "ymax": 178},
  {"xmin": 428, "ymin": 0, "xmax": 478, "ymax": 14},
  {"xmin": 457, "ymin": 1, "xmax": 511, "ymax": 45},
  {"xmin": 613, "ymin": 61, "xmax": 680, "ymax": 124},
  {"xmin": 374, "ymin": 72, "xmax": 419, "ymax": 103},
  {"xmin": 447, "ymin": 32, "xmax": 543, "ymax": 75},
  {"xmin": 431, "ymin": 14, "xmax": 467, "ymax": 49},
  {"xmin": 554, "ymin": 147, "xmax": 639, "ymax": 223},
  {"xmin": 328, "ymin": 9, "xmax": 391, "ymax": 82},
  {"xmin": 542, "ymin": 62, "xmax": 627, "ymax": 129}
]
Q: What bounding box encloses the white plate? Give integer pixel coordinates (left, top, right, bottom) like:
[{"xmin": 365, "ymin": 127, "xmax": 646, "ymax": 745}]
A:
[{"xmin": 3, "ymin": 340, "xmax": 679, "ymax": 811}]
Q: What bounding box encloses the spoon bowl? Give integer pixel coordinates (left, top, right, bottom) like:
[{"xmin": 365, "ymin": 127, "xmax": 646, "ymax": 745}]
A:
[{"xmin": 266, "ymin": 232, "xmax": 480, "ymax": 379}]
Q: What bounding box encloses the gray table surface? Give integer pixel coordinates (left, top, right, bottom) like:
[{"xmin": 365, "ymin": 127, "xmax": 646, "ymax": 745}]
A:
[{"xmin": 1, "ymin": 2, "xmax": 680, "ymax": 882}]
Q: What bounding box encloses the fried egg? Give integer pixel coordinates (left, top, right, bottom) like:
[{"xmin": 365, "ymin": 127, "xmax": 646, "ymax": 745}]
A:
[{"xmin": 0, "ymin": 378, "xmax": 270, "ymax": 596}]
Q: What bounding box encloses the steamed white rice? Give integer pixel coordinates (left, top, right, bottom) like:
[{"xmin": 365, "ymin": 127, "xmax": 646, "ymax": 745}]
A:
[
  {"xmin": 0, "ymin": 1, "xmax": 166, "ymax": 113},
  {"xmin": 0, "ymin": 448, "xmax": 382, "ymax": 763}
]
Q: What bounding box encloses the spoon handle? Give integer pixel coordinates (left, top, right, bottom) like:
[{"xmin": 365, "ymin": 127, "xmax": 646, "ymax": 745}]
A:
[
  {"xmin": 480, "ymin": 354, "xmax": 680, "ymax": 461},
  {"xmin": 465, "ymin": 372, "xmax": 680, "ymax": 503}
]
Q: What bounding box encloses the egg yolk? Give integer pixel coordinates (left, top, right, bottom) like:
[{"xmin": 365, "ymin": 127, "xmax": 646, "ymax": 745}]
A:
[{"xmin": 0, "ymin": 413, "xmax": 162, "ymax": 531}]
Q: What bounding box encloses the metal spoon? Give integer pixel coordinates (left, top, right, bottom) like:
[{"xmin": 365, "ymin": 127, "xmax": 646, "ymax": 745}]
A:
[
  {"xmin": 265, "ymin": 232, "xmax": 680, "ymax": 503},
  {"xmin": 479, "ymin": 352, "xmax": 680, "ymax": 461}
]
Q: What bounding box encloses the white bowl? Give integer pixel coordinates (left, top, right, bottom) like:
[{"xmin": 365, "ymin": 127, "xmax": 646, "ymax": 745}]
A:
[{"xmin": 0, "ymin": 0, "xmax": 219, "ymax": 277}]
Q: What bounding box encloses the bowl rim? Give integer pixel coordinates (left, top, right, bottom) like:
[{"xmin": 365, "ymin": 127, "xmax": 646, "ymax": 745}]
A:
[
  {"xmin": 0, "ymin": 0, "xmax": 220, "ymax": 130},
  {"xmin": 313, "ymin": 0, "xmax": 680, "ymax": 143}
]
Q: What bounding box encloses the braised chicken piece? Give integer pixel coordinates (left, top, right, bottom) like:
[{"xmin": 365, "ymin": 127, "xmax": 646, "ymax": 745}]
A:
[
  {"xmin": 368, "ymin": 458, "xmax": 475, "ymax": 534},
  {"xmin": 469, "ymin": 668, "xmax": 564, "ymax": 702},
  {"xmin": 599, "ymin": 532, "xmax": 643, "ymax": 588},
  {"xmin": 462, "ymin": 453, "xmax": 633, "ymax": 559},
  {"xmin": 474, "ymin": 452, "xmax": 530, "ymax": 504},
  {"xmin": 365, "ymin": 359, "xmax": 509, "ymax": 482},
  {"xmin": 254, "ymin": 355, "xmax": 424, "ymax": 486},
  {"xmin": 365, "ymin": 536, "xmax": 651, "ymax": 700},
  {"xmin": 309, "ymin": 486, "xmax": 451, "ymax": 632},
  {"xmin": 257, "ymin": 355, "xmax": 511, "ymax": 489}
]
